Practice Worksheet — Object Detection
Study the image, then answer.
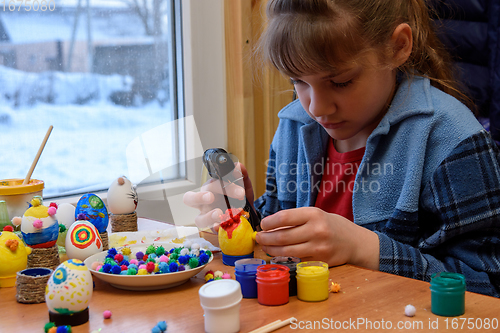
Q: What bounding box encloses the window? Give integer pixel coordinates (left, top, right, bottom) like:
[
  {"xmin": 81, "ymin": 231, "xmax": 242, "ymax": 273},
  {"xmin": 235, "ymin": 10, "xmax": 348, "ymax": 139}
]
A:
[{"xmin": 0, "ymin": 0, "xmax": 226, "ymax": 223}]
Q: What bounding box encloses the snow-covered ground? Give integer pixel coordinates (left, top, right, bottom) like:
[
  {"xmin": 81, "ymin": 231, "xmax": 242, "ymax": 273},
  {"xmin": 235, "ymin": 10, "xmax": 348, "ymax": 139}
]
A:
[{"xmin": 0, "ymin": 66, "xmax": 173, "ymax": 197}]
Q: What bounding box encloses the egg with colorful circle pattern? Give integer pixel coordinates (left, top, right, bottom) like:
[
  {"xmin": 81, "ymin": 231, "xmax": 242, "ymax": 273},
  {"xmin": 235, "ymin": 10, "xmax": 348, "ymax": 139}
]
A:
[
  {"xmin": 65, "ymin": 220, "xmax": 103, "ymax": 261},
  {"xmin": 45, "ymin": 259, "xmax": 93, "ymax": 314},
  {"xmin": 74, "ymin": 193, "xmax": 109, "ymax": 233}
]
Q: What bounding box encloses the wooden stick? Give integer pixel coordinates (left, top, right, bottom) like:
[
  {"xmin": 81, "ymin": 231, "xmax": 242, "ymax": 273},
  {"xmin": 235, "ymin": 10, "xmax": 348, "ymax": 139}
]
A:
[
  {"xmin": 23, "ymin": 125, "xmax": 53, "ymax": 185},
  {"xmin": 249, "ymin": 317, "xmax": 296, "ymax": 333}
]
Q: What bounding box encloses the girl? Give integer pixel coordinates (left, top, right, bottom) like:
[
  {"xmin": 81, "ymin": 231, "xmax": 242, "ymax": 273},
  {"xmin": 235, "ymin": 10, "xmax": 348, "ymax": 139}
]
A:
[{"xmin": 184, "ymin": 0, "xmax": 500, "ymax": 297}]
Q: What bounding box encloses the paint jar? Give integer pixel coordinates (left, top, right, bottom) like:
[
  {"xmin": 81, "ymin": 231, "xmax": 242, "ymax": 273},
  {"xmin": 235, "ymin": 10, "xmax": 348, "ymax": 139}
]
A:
[
  {"xmin": 430, "ymin": 272, "xmax": 466, "ymax": 316},
  {"xmin": 199, "ymin": 279, "xmax": 242, "ymax": 333},
  {"xmin": 234, "ymin": 258, "xmax": 265, "ymax": 298},
  {"xmin": 0, "ymin": 179, "xmax": 44, "ymax": 225},
  {"xmin": 256, "ymin": 264, "xmax": 290, "ymax": 306},
  {"xmin": 271, "ymin": 256, "xmax": 300, "ymax": 296},
  {"xmin": 296, "ymin": 261, "xmax": 329, "ymax": 302}
]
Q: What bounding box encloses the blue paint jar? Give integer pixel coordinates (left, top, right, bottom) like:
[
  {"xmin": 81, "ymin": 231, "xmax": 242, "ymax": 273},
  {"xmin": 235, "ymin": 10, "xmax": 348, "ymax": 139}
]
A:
[
  {"xmin": 430, "ymin": 272, "xmax": 466, "ymax": 316},
  {"xmin": 234, "ymin": 258, "xmax": 265, "ymax": 298}
]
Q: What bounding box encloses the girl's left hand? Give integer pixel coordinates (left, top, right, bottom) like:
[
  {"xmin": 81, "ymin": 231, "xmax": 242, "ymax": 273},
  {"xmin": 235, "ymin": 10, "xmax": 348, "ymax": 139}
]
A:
[{"xmin": 255, "ymin": 207, "xmax": 380, "ymax": 269}]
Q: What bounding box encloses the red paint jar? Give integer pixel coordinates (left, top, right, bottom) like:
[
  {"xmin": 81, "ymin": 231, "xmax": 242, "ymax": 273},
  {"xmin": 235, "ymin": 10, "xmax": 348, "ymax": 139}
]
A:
[{"xmin": 256, "ymin": 264, "xmax": 290, "ymax": 306}]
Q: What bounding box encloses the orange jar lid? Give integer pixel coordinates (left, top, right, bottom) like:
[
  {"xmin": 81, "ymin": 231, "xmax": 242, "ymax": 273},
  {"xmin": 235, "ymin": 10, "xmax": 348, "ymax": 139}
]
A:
[{"xmin": 0, "ymin": 179, "xmax": 44, "ymax": 195}]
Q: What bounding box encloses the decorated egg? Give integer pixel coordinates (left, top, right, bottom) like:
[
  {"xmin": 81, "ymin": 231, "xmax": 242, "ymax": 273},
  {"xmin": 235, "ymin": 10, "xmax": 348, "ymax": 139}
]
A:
[
  {"xmin": 45, "ymin": 259, "xmax": 93, "ymax": 314},
  {"xmin": 75, "ymin": 193, "xmax": 108, "ymax": 233},
  {"xmin": 20, "ymin": 198, "xmax": 59, "ymax": 248},
  {"xmin": 107, "ymin": 176, "xmax": 138, "ymax": 215},
  {"xmin": 56, "ymin": 203, "xmax": 76, "ymax": 247},
  {"xmin": 65, "ymin": 220, "xmax": 103, "ymax": 261},
  {"xmin": 0, "ymin": 231, "xmax": 32, "ymax": 287}
]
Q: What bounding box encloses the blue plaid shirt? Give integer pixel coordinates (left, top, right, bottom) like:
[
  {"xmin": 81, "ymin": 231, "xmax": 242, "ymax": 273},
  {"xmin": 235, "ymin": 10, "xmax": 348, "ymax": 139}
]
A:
[{"xmin": 255, "ymin": 77, "xmax": 500, "ymax": 297}]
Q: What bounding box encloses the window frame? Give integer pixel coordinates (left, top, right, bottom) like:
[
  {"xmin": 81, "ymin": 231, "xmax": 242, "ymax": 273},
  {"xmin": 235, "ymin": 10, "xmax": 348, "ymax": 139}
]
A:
[{"xmin": 53, "ymin": 0, "xmax": 227, "ymax": 223}]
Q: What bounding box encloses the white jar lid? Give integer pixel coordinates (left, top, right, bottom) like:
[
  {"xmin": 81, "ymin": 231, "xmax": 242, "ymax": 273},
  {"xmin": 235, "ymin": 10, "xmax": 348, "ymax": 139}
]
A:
[{"xmin": 199, "ymin": 279, "xmax": 242, "ymax": 309}]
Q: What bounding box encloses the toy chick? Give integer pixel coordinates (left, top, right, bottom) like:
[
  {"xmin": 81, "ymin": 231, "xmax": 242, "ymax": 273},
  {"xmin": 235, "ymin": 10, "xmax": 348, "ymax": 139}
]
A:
[
  {"xmin": 0, "ymin": 231, "xmax": 32, "ymax": 287},
  {"xmin": 20, "ymin": 198, "xmax": 59, "ymax": 248},
  {"xmin": 218, "ymin": 208, "xmax": 257, "ymax": 266}
]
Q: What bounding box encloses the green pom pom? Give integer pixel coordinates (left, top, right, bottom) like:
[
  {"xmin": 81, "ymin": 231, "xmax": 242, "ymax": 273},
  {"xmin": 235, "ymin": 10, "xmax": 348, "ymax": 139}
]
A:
[
  {"xmin": 188, "ymin": 257, "xmax": 199, "ymax": 269},
  {"xmin": 174, "ymin": 247, "xmax": 182, "ymax": 254},
  {"xmin": 104, "ymin": 257, "xmax": 116, "ymax": 265},
  {"xmin": 205, "ymin": 250, "xmax": 212, "ymax": 257},
  {"xmin": 168, "ymin": 259, "xmax": 177, "ymax": 265},
  {"xmin": 146, "ymin": 244, "xmax": 156, "ymax": 255},
  {"xmin": 58, "ymin": 224, "xmax": 67, "ymax": 233},
  {"xmin": 155, "ymin": 245, "xmax": 165, "ymax": 256},
  {"xmin": 44, "ymin": 322, "xmax": 56, "ymax": 333},
  {"xmin": 127, "ymin": 268, "xmax": 137, "ymax": 275},
  {"xmin": 147, "ymin": 258, "xmax": 156, "ymax": 263},
  {"xmin": 170, "ymin": 253, "xmax": 179, "ymax": 261}
]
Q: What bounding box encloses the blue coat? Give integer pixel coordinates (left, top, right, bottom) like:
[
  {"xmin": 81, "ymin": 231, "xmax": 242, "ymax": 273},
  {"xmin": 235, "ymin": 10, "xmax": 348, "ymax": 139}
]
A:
[{"xmin": 255, "ymin": 76, "xmax": 500, "ymax": 296}]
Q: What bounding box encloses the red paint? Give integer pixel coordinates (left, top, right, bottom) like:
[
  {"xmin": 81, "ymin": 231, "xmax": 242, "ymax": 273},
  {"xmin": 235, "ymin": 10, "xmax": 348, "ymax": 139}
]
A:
[
  {"xmin": 256, "ymin": 264, "xmax": 290, "ymax": 306},
  {"xmin": 220, "ymin": 209, "xmax": 244, "ymax": 239}
]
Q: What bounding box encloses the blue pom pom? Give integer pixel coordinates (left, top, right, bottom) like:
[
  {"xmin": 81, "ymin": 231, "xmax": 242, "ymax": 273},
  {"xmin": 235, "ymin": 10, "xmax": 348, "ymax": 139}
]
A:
[
  {"xmin": 56, "ymin": 326, "xmax": 70, "ymax": 333},
  {"xmin": 148, "ymin": 253, "xmax": 157, "ymax": 260},
  {"xmin": 199, "ymin": 253, "xmax": 209, "ymax": 265},
  {"xmin": 169, "ymin": 262, "xmax": 178, "ymax": 272},
  {"xmin": 178, "ymin": 255, "xmax": 189, "ymax": 265},
  {"xmin": 105, "ymin": 254, "xmax": 115, "ymax": 260},
  {"xmin": 157, "ymin": 320, "xmax": 167, "ymax": 331},
  {"xmin": 107, "ymin": 248, "xmax": 118, "ymax": 256},
  {"xmin": 178, "ymin": 265, "xmax": 185, "ymax": 271},
  {"xmin": 102, "ymin": 263, "xmax": 112, "ymax": 273},
  {"xmin": 128, "ymin": 264, "xmax": 138, "ymax": 270},
  {"xmin": 169, "ymin": 248, "xmax": 175, "ymax": 253},
  {"xmin": 136, "ymin": 251, "xmax": 144, "ymax": 260},
  {"xmin": 120, "ymin": 260, "xmax": 130, "ymax": 266},
  {"xmin": 111, "ymin": 265, "xmax": 122, "ymax": 274},
  {"xmin": 159, "ymin": 262, "xmax": 169, "ymax": 273},
  {"xmin": 120, "ymin": 271, "xmax": 128, "ymax": 275},
  {"xmin": 151, "ymin": 326, "xmax": 161, "ymax": 333}
]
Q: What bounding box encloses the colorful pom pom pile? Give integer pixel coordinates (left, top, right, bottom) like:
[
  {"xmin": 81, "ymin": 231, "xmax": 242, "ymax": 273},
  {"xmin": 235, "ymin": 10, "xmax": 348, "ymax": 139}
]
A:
[
  {"xmin": 93, "ymin": 245, "xmax": 212, "ymax": 276},
  {"xmin": 204, "ymin": 270, "xmax": 232, "ymax": 283}
]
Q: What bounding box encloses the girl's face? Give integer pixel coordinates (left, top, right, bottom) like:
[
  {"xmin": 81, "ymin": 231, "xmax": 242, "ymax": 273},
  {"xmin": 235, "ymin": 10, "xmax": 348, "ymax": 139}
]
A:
[{"xmin": 291, "ymin": 52, "xmax": 397, "ymax": 152}]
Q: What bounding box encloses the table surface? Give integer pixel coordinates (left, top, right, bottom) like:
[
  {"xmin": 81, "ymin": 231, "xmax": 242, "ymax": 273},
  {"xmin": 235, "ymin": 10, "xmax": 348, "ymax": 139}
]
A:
[{"xmin": 2, "ymin": 220, "xmax": 499, "ymax": 332}]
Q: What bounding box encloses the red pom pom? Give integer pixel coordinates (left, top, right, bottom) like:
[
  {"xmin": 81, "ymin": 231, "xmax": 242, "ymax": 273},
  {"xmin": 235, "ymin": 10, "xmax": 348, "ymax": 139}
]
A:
[
  {"xmin": 49, "ymin": 202, "xmax": 58, "ymax": 209},
  {"xmin": 114, "ymin": 254, "xmax": 124, "ymax": 262},
  {"xmin": 103, "ymin": 310, "xmax": 112, "ymax": 319},
  {"xmin": 205, "ymin": 270, "xmax": 214, "ymax": 277},
  {"xmin": 3, "ymin": 225, "xmax": 14, "ymax": 232},
  {"xmin": 146, "ymin": 262, "xmax": 155, "ymax": 273},
  {"xmin": 121, "ymin": 265, "xmax": 128, "ymax": 271},
  {"xmin": 143, "ymin": 254, "xmax": 149, "ymax": 261}
]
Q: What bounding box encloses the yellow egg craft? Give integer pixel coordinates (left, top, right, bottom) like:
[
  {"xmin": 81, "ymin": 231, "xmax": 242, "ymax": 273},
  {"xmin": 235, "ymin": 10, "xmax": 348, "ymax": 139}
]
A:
[
  {"xmin": 218, "ymin": 209, "xmax": 257, "ymax": 266},
  {"xmin": 0, "ymin": 231, "xmax": 32, "ymax": 287}
]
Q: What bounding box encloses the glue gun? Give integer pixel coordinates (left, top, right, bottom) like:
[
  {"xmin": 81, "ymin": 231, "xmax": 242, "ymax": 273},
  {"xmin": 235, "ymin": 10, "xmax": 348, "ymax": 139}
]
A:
[{"xmin": 202, "ymin": 148, "xmax": 261, "ymax": 231}]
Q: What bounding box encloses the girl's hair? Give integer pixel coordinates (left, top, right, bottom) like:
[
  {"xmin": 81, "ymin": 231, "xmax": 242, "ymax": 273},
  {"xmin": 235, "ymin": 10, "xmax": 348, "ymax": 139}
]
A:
[{"xmin": 258, "ymin": 0, "xmax": 472, "ymax": 109}]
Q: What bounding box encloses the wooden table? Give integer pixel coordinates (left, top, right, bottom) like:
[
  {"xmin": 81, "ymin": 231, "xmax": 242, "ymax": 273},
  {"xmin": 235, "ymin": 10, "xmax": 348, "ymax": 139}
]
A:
[{"xmin": 2, "ymin": 221, "xmax": 499, "ymax": 332}]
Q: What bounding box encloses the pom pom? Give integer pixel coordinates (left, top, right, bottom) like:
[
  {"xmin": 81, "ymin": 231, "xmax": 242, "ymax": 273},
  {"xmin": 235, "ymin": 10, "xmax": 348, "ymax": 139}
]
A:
[
  {"xmin": 120, "ymin": 265, "xmax": 128, "ymax": 271},
  {"xmin": 143, "ymin": 254, "xmax": 149, "ymax": 261},
  {"xmin": 47, "ymin": 206, "xmax": 57, "ymax": 216},
  {"xmin": 146, "ymin": 262, "xmax": 155, "ymax": 273},
  {"xmin": 130, "ymin": 259, "xmax": 139, "ymax": 265},
  {"xmin": 152, "ymin": 327, "xmax": 161, "ymax": 333},
  {"xmin": 5, "ymin": 239, "xmax": 18, "ymax": 251},
  {"xmin": 178, "ymin": 255, "xmax": 189, "ymax": 265},
  {"xmin": 56, "ymin": 326, "xmax": 71, "ymax": 333},
  {"xmin": 169, "ymin": 262, "xmax": 178, "ymax": 272},
  {"xmin": 76, "ymin": 213, "xmax": 87, "ymax": 221},
  {"xmin": 191, "ymin": 243, "xmax": 200, "ymax": 250},
  {"xmin": 122, "ymin": 247, "xmax": 131, "ymax": 255},
  {"xmin": 330, "ymin": 282, "xmax": 341, "ymax": 293},
  {"xmin": 102, "ymin": 263, "xmax": 112, "ymax": 273},
  {"xmin": 48, "ymin": 327, "xmax": 57, "ymax": 333},
  {"xmin": 49, "ymin": 202, "xmax": 58, "ymax": 209},
  {"xmin": 107, "ymin": 248, "xmax": 118, "ymax": 256},
  {"xmin": 169, "ymin": 248, "xmax": 175, "ymax": 253},
  {"xmin": 137, "ymin": 269, "xmax": 148, "ymax": 275},
  {"xmin": 205, "ymin": 270, "xmax": 214, "ymax": 276},
  {"xmin": 127, "ymin": 268, "xmax": 137, "ymax": 275},
  {"xmin": 128, "ymin": 264, "xmax": 138, "ymax": 270},
  {"xmin": 11, "ymin": 216, "xmax": 22, "ymax": 226},
  {"xmin": 58, "ymin": 224, "xmax": 67, "ymax": 233},
  {"xmin": 91, "ymin": 262, "xmax": 101, "ymax": 271},
  {"xmin": 199, "ymin": 253, "xmax": 209, "ymax": 265},
  {"xmin": 159, "ymin": 262, "xmax": 169, "ymax": 273},
  {"xmin": 180, "ymin": 248, "xmax": 190, "ymax": 256},
  {"xmin": 120, "ymin": 260, "xmax": 129, "ymax": 266},
  {"xmin": 3, "ymin": 225, "xmax": 14, "ymax": 232},
  {"xmin": 155, "ymin": 246, "xmax": 165, "ymax": 256},
  {"xmin": 33, "ymin": 219, "xmax": 43, "ymax": 229},
  {"xmin": 222, "ymin": 273, "xmax": 231, "ymax": 279},
  {"xmin": 135, "ymin": 251, "xmax": 144, "ymax": 260},
  {"xmin": 170, "ymin": 253, "xmax": 179, "ymax": 261},
  {"xmin": 188, "ymin": 257, "xmax": 199, "ymax": 269},
  {"xmin": 214, "ymin": 271, "xmax": 223, "ymax": 278},
  {"xmin": 159, "ymin": 255, "xmax": 169, "ymax": 263},
  {"xmin": 205, "ymin": 273, "xmax": 214, "ymax": 282},
  {"xmin": 103, "ymin": 310, "xmax": 112, "ymax": 319},
  {"xmin": 178, "ymin": 265, "xmax": 185, "ymax": 271},
  {"xmin": 146, "ymin": 244, "xmax": 156, "ymax": 255},
  {"xmin": 405, "ymin": 304, "xmax": 416, "ymax": 317},
  {"xmin": 31, "ymin": 197, "xmax": 42, "ymax": 207},
  {"xmin": 157, "ymin": 321, "xmax": 167, "ymax": 331},
  {"xmin": 205, "ymin": 250, "xmax": 212, "ymax": 257},
  {"xmin": 114, "ymin": 254, "xmax": 124, "ymax": 262},
  {"xmin": 148, "ymin": 253, "xmax": 157, "ymax": 260},
  {"xmin": 44, "ymin": 322, "xmax": 56, "ymax": 333}
]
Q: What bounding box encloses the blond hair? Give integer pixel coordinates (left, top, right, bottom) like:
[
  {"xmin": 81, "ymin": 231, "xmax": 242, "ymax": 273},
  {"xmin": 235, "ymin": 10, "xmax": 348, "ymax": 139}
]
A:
[{"xmin": 258, "ymin": 0, "xmax": 472, "ymax": 109}]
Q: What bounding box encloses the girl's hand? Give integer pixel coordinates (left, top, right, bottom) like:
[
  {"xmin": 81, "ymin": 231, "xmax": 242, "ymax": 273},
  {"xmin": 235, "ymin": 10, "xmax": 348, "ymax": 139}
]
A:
[
  {"xmin": 256, "ymin": 207, "xmax": 380, "ymax": 269},
  {"xmin": 183, "ymin": 163, "xmax": 255, "ymax": 231}
]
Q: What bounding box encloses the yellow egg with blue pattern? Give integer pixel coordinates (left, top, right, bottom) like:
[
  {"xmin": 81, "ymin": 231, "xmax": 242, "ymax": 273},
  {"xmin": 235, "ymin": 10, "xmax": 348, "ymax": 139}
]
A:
[{"xmin": 45, "ymin": 259, "xmax": 93, "ymax": 314}]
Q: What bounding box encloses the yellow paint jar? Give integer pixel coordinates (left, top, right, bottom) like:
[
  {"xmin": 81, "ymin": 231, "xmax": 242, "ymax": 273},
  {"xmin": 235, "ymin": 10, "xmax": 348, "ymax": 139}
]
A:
[
  {"xmin": 296, "ymin": 261, "xmax": 329, "ymax": 302},
  {"xmin": 0, "ymin": 179, "xmax": 44, "ymax": 222}
]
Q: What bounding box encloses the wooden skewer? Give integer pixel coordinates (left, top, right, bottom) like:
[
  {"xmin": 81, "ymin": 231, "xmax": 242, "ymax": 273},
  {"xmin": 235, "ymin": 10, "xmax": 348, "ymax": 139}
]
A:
[
  {"xmin": 23, "ymin": 125, "xmax": 53, "ymax": 185},
  {"xmin": 249, "ymin": 317, "xmax": 296, "ymax": 333}
]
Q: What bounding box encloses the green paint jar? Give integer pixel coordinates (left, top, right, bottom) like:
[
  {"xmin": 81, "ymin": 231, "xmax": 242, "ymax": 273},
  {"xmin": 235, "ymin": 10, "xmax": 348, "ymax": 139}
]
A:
[{"xmin": 430, "ymin": 272, "xmax": 466, "ymax": 316}]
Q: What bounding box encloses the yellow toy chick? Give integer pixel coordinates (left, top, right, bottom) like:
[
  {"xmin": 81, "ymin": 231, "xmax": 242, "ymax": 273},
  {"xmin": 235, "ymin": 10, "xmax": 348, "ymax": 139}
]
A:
[
  {"xmin": 0, "ymin": 231, "xmax": 32, "ymax": 287},
  {"xmin": 218, "ymin": 209, "xmax": 256, "ymax": 259}
]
